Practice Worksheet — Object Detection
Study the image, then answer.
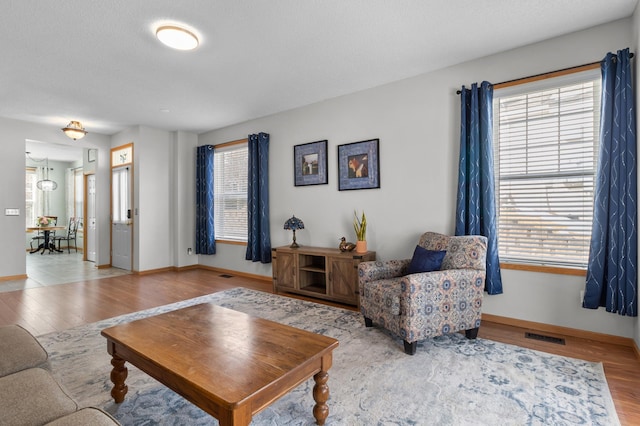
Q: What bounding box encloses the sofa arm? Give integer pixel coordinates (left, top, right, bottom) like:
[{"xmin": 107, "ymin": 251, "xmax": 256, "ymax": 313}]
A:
[{"xmin": 358, "ymin": 259, "xmax": 410, "ymax": 285}]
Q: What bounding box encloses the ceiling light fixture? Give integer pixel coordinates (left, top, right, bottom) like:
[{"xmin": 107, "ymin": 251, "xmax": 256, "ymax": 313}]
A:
[
  {"xmin": 36, "ymin": 157, "xmax": 58, "ymax": 191},
  {"xmin": 156, "ymin": 25, "xmax": 199, "ymax": 50},
  {"xmin": 62, "ymin": 121, "xmax": 87, "ymax": 140}
]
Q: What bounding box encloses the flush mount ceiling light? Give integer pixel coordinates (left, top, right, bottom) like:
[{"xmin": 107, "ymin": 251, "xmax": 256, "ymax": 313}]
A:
[
  {"xmin": 61, "ymin": 120, "xmax": 87, "ymax": 140},
  {"xmin": 156, "ymin": 25, "xmax": 199, "ymax": 50}
]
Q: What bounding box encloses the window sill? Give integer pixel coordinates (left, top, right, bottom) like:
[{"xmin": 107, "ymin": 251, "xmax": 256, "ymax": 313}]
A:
[
  {"xmin": 215, "ymin": 239, "xmax": 247, "ymax": 246},
  {"xmin": 500, "ymin": 262, "xmax": 586, "ymax": 277}
]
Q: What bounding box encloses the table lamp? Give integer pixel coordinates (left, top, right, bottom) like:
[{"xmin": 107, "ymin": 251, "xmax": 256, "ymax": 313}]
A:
[{"xmin": 284, "ymin": 215, "xmax": 304, "ymax": 248}]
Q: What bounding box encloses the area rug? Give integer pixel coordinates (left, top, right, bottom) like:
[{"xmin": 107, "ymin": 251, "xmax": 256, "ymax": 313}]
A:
[{"xmin": 38, "ymin": 288, "xmax": 620, "ymax": 425}]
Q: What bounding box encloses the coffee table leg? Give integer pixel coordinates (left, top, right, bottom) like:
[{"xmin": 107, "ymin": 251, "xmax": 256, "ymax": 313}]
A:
[
  {"xmin": 312, "ymin": 370, "xmax": 329, "ymax": 425},
  {"xmin": 110, "ymin": 355, "xmax": 129, "ymax": 403}
]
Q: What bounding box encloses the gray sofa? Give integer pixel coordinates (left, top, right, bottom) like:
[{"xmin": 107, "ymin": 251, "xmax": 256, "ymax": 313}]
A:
[{"xmin": 0, "ymin": 324, "xmax": 120, "ymax": 425}]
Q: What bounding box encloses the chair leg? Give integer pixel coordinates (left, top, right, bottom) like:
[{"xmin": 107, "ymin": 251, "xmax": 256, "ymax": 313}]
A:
[
  {"xmin": 363, "ymin": 317, "xmax": 373, "ymax": 327},
  {"xmin": 465, "ymin": 327, "xmax": 479, "ymax": 340},
  {"xmin": 403, "ymin": 340, "xmax": 417, "ymax": 355}
]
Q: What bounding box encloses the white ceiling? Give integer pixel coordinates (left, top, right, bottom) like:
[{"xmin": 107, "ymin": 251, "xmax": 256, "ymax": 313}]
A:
[
  {"xmin": 2, "ymin": 0, "xmax": 638, "ymax": 150},
  {"xmin": 25, "ymin": 139, "xmax": 84, "ymax": 163}
]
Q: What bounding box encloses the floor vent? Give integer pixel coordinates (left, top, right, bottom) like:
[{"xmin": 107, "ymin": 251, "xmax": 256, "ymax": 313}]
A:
[
  {"xmin": 219, "ymin": 274, "xmax": 234, "ymax": 279},
  {"xmin": 524, "ymin": 332, "xmax": 565, "ymax": 345}
]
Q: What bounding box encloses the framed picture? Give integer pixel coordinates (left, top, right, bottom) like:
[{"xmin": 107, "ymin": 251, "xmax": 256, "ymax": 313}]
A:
[
  {"xmin": 294, "ymin": 140, "xmax": 328, "ymax": 186},
  {"xmin": 338, "ymin": 139, "xmax": 380, "ymax": 191}
]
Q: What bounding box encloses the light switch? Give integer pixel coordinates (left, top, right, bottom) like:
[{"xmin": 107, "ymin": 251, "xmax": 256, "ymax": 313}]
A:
[{"xmin": 5, "ymin": 208, "xmax": 20, "ymax": 216}]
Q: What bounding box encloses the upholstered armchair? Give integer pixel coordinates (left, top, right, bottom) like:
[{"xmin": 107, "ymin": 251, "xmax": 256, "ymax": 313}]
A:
[{"xmin": 358, "ymin": 232, "xmax": 487, "ymax": 355}]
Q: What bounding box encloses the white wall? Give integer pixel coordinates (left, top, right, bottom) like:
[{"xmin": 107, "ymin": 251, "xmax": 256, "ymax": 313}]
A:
[
  {"xmin": 0, "ymin": 117, "xmax": 112, "ymax": 276},
  {"xmin": 172, "ymin": 131, "xmax": 198, "ymax": 268},
  {"xmin": 194, "ymin": 18, "xmax": 636, "ymax": 339},
  {"xmin": 137, "ymin": 127, "xmax": 173, "ymax": 271}
]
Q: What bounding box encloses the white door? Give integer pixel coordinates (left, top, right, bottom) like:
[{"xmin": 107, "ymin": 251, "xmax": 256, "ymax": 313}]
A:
[
  {"xmin": 85, "ymin": 174, "xmax": 97, "ymax": 262},
  {"xmin": 111, "ymin": 166, "xmax": 132, "ymax": 270}
]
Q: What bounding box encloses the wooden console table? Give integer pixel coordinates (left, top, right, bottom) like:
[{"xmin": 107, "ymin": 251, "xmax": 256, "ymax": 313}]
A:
[{"xmin": 272, "ymin": 245, "xmax": 375, "ymax": 306}]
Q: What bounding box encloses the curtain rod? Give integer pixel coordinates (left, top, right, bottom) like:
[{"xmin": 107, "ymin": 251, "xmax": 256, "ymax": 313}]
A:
[{"xmin": 456, "ymin": 52, "xmax": 634, "ymax": 94}]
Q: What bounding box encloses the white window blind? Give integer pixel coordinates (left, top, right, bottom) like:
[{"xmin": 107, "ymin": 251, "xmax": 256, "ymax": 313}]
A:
[
  {"xmin": 74, "ymin": 169, "xmax": 83, "ymax": 228},
  {"xmin": 493, "ymin": 69, "xmax": 601, "ymax": 268},
  {"xmin": 214, "ymin": 143, "xmax": 248, "ymax": 242},
  {"xmin": 25, "ymin": 167, "xmax": 37, "ymax": 227}
]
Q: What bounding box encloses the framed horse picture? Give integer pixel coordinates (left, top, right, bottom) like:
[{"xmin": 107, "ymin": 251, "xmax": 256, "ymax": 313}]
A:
[
  {"xmin": 337, "ymin": 139, "xmax": 380, "ymax": 191},
  {"xmin": 294, "ymin": 140, "xmax": 328, "ymax": 186}
]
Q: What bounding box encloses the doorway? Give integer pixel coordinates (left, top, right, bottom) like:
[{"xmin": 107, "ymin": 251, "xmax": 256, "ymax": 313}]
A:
[
  {"xmin": 111, "ymin": 144, "xmax": 133, "ymax": 270},
  {"xmin": 23, "ymin": 140, "xmax": 119, "ymax": 288}
]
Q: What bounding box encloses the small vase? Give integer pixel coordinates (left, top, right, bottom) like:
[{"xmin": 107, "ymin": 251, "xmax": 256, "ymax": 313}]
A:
[{"xmin": 355, "ymin": 240, "xmax": 367, "ymax": 253}]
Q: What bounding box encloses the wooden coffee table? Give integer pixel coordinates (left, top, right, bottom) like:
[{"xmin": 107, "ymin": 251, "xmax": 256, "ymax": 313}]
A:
[{"xmin": 101, "ymin": 303, "xmax": 339, "ymax": 425}]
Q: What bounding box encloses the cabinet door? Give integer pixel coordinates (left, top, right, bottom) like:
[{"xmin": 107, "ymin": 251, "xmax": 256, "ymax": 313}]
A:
[
  {"xmin": 328, "ymin": 256, "xmax": 358, "ymax": 304},
  {"xmin": 275, "ymin": 251, "xmax": 296, "ymax": 289}
]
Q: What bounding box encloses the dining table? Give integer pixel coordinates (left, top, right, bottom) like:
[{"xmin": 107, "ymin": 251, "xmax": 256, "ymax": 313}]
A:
[{"xmin": 26, "ymin": 226, "xmax": 65, "ymax": 254}]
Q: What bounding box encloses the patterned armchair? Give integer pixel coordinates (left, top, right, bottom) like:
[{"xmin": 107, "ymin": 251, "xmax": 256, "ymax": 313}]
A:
[{"xmin": 358, "ymin": 232, "xmax": 487, "ymax": 355}]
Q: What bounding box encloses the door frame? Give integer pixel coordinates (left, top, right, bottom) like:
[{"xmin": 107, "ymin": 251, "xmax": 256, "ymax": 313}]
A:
[
  {"xmin": 110, "ymin": 143, "xmax": 134, "ymax": 270},
  {"xmin": 83, "ymin": 172, "xmax": 94, "ymax": 261}
]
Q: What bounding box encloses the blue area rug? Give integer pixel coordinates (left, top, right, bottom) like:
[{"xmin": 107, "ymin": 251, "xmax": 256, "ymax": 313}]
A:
[{"xmin": 38, "ymin": 288, "xmax": 620, "ymax": 425}]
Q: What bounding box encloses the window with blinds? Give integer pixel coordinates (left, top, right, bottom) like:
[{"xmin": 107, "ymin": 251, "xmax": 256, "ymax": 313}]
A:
[
  {"xmin": 25, "ymin": 167, "xmax": 37, "ymax": 227},
  {"xmin": 493, "ymin": 68, "xmax": 601, "ymax": 269},
  {"xmin": 214, "ymin": 142, "xmax": 248, "ymax": 242}
]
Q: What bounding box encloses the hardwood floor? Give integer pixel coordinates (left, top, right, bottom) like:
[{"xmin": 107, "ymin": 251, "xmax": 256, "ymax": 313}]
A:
[{"xmin": 0, "ymin": 268, "xmax": 638, "ymax": 425}]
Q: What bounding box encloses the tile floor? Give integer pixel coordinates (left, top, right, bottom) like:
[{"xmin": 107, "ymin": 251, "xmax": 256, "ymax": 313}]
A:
[{"xmin": 0, "ymin": 251, "xmax": 130, "ymax": 293}]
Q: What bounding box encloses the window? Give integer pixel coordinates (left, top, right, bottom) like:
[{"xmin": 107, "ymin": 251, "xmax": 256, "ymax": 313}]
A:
[
  {"xmin": 214, "ymin": 141, "xmax": 248, "ymax": 243},
  {"xmin": 112, "ymin": 167, "xmax": 130, "ymax": 223},
  {"xmin": 25, "ymin": 167, "xmax": 37, "ymax": 227},
  {"xmin": 111, "ymin": 144, "xmax": 133, "ymax": 225},
  {"xmin": 493, "ymin": 68, "xmax": 601, "ymax": 269},
  {"xmin": 74, "ymin": 169, "xmax": 83, "ymax": 229}
]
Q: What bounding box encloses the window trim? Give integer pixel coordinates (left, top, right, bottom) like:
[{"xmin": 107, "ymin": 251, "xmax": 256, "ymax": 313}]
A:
[
  {"xmin": 500, "ymin": 262, "xmax": 587, "ymax": 276},
  {"xmin": 494, "ymin": 62, "xmax": 600, "ymax": 91},
  {"xmin": 493, "ymin": 64, "xmax": 601, "ymax": 273},
  {"xmin": 213, "ymin": 138, "xmax": 248, "ymax": 245}
]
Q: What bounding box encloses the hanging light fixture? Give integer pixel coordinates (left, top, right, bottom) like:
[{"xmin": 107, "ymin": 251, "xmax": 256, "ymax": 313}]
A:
[
  {"xmin": 36, "ymin": 158, "xmax": 57, "ymax": 191},
  {"xmin": 61, "ymin": 120, "xmax": 87, "ymax": 140}
]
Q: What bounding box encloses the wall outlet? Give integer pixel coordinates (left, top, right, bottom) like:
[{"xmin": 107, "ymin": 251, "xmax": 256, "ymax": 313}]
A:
[
  {"xmin": 5, "ymin": 208, "xmax": 20, "ymax": 216},
  {"xmin": 187, "ymin": 248, "xmax": 193, "ymax": 255}
]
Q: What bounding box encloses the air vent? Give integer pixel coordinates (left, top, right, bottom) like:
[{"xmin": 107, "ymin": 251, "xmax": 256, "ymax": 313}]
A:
[
  {"xmin": 219, "ymin": 274, "xmax": 233, "ymax": 279},
  {"xmin": 524, "ymin": 332, "xmax": 565, "ymax": 345}
]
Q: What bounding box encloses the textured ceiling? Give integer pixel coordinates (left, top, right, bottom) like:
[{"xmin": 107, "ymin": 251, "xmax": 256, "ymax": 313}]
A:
[{"xmin": 1, "ymin": 0, "xmax": 638, "ymax": 142}]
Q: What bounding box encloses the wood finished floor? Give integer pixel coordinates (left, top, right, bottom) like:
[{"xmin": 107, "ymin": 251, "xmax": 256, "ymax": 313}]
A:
[{"xmin": 0, "ymin": 268, "xmax": 638, "ymax": 425}]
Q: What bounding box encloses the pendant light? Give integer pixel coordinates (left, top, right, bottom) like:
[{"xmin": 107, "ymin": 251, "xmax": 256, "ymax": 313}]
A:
[{"xmin": 36, "ymin": 158, "xmax": 57, "ymax": 191}]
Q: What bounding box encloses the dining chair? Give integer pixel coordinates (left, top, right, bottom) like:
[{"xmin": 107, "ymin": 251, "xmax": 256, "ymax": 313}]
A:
[{"xmin": 55, "ymin": 218, "xmax": 79, "ymax": 253}]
